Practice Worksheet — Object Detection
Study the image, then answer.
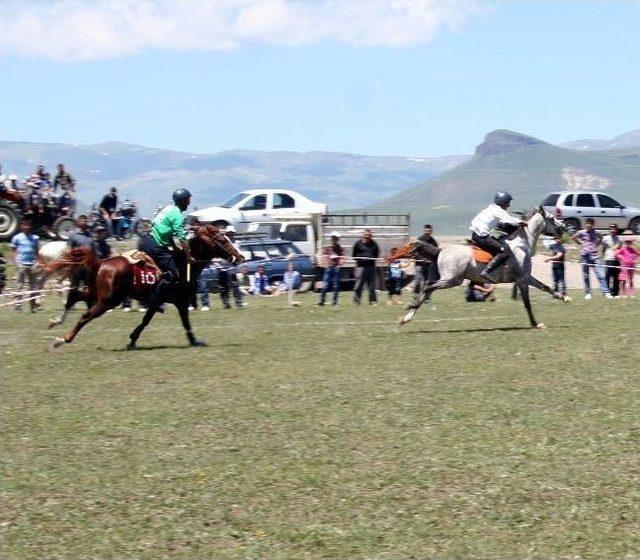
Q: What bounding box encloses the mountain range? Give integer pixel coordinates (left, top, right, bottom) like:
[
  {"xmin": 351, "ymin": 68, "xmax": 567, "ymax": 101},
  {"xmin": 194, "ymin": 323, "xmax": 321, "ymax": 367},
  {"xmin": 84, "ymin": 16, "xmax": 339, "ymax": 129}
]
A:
[
  {"xmin": 2, "ymin": 128, "xmax": 639, "ymax": 234},
  {"xmin": 367, "ymin": 129, "xmax": 640, "ymax": 233},
  {"xmin": 0, "ymin": 141, "xmax": 468, "ymax": 214}
]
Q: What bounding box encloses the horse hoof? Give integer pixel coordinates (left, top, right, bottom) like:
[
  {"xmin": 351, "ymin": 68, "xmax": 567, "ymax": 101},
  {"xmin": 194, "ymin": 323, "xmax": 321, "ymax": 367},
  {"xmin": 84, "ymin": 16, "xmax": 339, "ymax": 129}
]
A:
[
  {"xmin": 190, "ymin": 339, "xmax": 207, "ymax": 347},
  {"xmin": 563, "ymin": 296, "xmax": 572, "ymax": 303},
  {"xmin": 53, "ymin": 337, "xmax": 66, "ymax": 348},
  {"xmin": 48, "ymin": 319, "xmax": 60, "ymax": 330},
  {"xmin": 126, "ymin": 343, "xmax": 137, "ymax": 351},
  {"xmin": 535, "ymin": 323, "xmax": 546, "ymax": 329},
  {"xmin": 398, "ymin": 310, "xmax": 415, "ymax": 326}
]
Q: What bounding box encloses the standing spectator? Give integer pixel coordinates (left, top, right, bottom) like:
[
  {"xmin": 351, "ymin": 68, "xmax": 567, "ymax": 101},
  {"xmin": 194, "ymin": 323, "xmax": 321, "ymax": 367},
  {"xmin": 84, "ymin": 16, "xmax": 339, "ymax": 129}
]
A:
[
  {"xmin": 53, "ymin": 164, "xmax": 76, "ymax": 194},
  {"xmin": 99, "ymin": 187, "xmax": 119, "ymax": 239},
  {"xmin": 352, "ymin": 228, "xmax": 380, "ymax": 305},
  {"xmin": 413, "ymin": 224, "xmax": 439, "ymax": 299},
  {"xmin": 386, "ymin": 247, "xmax": 405, "ymax": 305},
  {"xmin": 318, "ymin": 231, "xmax": 344, "ymax": 306},
  {"xmin": 572, "ymin": 218, "xmax": 613, "ymax": 299},
  {"xmin": 602, "ymin": 224, "xmax": 621, "ymax": 297},
  {"xmin": 616, "ymin": 239, "xmax": 638, "ymax": 298},
  {"xmin": 66, "ymin": 215, "xmax": 94, "ymax": 310},
  {"xmin": 34, "ymin": 165, "xmax": 51, "ymax": 188},
  {"xmin": 544, "ymin": 234, "xmax": 566, "ymax": 296},
  {"xmin": 10, "ymin": 219, "xmax": 42, "ymax": 312},
  {"xmin": 218, "ymin": 226, "xmax": 245, "ymax": 309},
  {"xmin": 92, "ymin": 226, "xmax": 112, "ymax": 259},
  {"xmin": 192, "ymin": 261, "xmax": 216, "ymax": 311}
]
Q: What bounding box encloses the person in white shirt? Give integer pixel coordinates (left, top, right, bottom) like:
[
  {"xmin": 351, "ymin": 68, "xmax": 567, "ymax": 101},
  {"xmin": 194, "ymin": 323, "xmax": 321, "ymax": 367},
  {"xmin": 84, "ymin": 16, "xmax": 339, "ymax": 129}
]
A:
[{"xmin": 470, "ymin": 191, "xmax": 525, "ymax": 280}]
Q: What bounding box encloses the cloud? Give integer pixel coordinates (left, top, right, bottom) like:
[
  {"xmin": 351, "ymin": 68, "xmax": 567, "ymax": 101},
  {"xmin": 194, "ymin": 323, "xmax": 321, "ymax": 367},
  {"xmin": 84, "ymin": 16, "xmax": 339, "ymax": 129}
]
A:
[{"xmin": 0, "ymin": 0, "xmax": 485, "ymax": 61}]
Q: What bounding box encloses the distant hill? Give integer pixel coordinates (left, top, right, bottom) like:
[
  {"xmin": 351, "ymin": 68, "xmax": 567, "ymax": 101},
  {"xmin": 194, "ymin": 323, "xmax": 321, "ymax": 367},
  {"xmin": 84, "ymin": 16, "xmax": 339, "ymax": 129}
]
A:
[
  {"xmin": 366, "ymin": 129, "xmax": 640, "ymax": 234},
  {"xmin": 560, "ymin": 129, "xmax": 640, "ymax": 151},
  {"xmin": 0, "ymin": 141, "xmax": 469, "ymax": 214}
]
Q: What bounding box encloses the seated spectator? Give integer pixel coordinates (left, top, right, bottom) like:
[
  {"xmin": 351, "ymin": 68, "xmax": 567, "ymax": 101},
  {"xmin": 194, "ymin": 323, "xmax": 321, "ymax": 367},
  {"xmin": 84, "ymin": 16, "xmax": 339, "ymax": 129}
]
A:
[
  {"xmin": 252, "ymin": 265, "xmax": 274, "ymax": 295},
  {"xmin": 282, "ymin": 261, "xmax": 302, "ymax": 292},
  {"xmin": 58, "ymin": 190, "xmax": 75, "ymax": 215},
  {"xmin": 465, "ymin": 281, "xmax": 496, "ymax": 302},
  {"xmin": 236, "ymin": 264, "xmax": 253, "ymax": 295}
]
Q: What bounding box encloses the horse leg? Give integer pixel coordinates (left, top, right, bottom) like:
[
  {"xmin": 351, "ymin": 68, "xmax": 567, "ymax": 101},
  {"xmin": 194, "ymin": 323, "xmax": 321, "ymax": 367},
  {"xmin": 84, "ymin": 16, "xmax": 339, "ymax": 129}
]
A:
[
  {"xmin": 127, "ymin": 307, "xmax": 158, "ymax": 350},
  {"xmin": 177, "ymin": 303, "xmax": 206, "ymax": 346},
  {"xmin": 399, "ymin": 277, "xmax": 462, "ymax": 326},
  {"xmin": 517, "ymin": 280, "xmax": 544, "ymax": 329},
  {"xmin": 528, "ymin": 275, "xmax": 572, "ymax": 302},
  {"xmin": 48, "ymin": 287, "xmax": 85, "ymax": 329},
  {"xmin": 53, "ymin": 300, "xmax": 108, "ymax": 347}
]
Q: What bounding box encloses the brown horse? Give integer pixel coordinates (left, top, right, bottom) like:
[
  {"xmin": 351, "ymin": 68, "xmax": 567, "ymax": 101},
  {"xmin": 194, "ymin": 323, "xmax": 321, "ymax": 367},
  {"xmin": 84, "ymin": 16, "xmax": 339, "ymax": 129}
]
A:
[{"xmin": 46, "ymin": 225, "xmax": 244, "ymax": 349}]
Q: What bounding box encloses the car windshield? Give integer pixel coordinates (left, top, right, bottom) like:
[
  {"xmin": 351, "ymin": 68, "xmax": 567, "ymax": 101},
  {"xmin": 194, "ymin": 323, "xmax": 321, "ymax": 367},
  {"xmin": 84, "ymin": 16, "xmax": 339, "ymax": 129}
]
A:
[{"xmin": 220, "ymin": 192, "xmax": 249, "ymax": 208}]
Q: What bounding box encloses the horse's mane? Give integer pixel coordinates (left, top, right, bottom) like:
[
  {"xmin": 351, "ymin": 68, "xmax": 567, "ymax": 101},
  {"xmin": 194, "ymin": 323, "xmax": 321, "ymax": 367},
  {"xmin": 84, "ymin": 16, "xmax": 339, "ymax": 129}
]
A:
[
  {"xmin": 388, "ymin": 241, "xmax": 441, "ymax": 262},
  {"xmin": 194, "ymin": 224, "xmax": 221, "ymax": 239}
]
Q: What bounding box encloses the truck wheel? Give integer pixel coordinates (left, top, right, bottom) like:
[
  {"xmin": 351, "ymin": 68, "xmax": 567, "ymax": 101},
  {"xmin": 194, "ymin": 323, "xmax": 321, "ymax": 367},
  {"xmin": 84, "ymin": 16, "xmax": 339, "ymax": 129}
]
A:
[
  {"xmin": 629, "ymin": 218, "xmax": 640, "ymax": 235},
  {"xmin": 563, "ymin": 218, "xmax": 580, "ymax": 234},
  {"xmin": 53, "ymin": 216, "xmax": 77, "ymax": 240},
  {"xmin": 0, "ymin": 201, "xmax": 20, "ymax": 241}
]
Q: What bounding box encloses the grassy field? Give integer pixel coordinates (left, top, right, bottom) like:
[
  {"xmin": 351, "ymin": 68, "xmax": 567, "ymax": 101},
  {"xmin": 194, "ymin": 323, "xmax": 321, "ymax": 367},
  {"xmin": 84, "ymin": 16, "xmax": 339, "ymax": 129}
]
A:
[{"xmin": 1, "ymin": 288, "xmax": 639, "ymax": 559}]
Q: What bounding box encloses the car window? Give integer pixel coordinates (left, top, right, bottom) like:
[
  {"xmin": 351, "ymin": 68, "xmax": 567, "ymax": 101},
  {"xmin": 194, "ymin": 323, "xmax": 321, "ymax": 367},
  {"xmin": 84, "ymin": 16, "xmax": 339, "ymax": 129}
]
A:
[
  {"xmin": 576, "ymin": 193, "xmax": 595, "ymax": 207},
  {"xmin": 541, "ymin": 194, "xmax": 560, "ymax": 206},
  {"xmin": 597, "ymin": 194, "xmax": 621, "ymax": 208},
  {"xmin": 240, "ymin": 194, "xmax": 267, "ymax": 211},
  {"xmin": 283, "ymin": 224, "xmax": 308, "ymax": 242},
  {"xmin": 249, "ymin": 248, "xmax": 269, "ymax": 260},
  {"xmin": 273, "ymin": 193, "xmax": 296, "ymax": 209},
  {"xmin": 563, "ymin": 194, "xmax": 574, "ymax": 206},
  {"xmin": 221, "ymin": 192, "xmax": 249, "ymax": 208},
  {"xmin": 239, "ymin": 250, "xmax": 252, "ymax": 261}
]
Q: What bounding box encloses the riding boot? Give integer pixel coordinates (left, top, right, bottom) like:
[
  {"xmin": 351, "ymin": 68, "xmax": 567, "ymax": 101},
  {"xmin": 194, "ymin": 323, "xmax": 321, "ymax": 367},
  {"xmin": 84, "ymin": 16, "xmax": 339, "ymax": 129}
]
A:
[{"xmin": 481, "ymin": 252, "xmax": 510, "ymax": 281}]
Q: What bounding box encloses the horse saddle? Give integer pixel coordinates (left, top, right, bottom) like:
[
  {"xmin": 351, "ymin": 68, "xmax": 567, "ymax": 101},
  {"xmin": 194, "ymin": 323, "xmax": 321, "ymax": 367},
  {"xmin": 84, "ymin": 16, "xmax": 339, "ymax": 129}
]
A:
[
  {"xmin": 468, "ymin": 243, "xmax": 493, "ymax": 264},
  {"xmin": 121, "ymin": 250, "xmax": 161, "ymax": 288}
]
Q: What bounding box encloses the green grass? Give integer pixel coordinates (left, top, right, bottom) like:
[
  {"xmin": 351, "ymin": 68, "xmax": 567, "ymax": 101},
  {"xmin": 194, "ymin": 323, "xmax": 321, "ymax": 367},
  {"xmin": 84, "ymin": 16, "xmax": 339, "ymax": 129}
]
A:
[{"xmin": 1, "ymin": 289, "xmax": 639, "ymax": 559}]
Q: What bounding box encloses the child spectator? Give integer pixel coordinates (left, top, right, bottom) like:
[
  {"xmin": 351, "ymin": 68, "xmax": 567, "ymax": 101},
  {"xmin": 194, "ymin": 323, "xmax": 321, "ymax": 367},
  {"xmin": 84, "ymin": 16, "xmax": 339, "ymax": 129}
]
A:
[
  {"xmin": 545, "ymin": 234, "xmax": 566, "ymax": 296},
  {"xmin": 282, "ymin": 261, "xmax": 302, "ymax": 292},
  {"xmin": 386, "ymin": 247, "xmax": 405, "ymax": 305},
  {"xmin": 615, "ymin": 239, "xmax": 638, "ymax": 298},
  {"xmin": 602, "ymin": 224, "xmax": 621, "ymax": 297},
  {"xmin": 318, "ymin": 231, "xmax": 344, "ymax": 306},
  {"xmin": 10, "ymin": 219, "xmax": 42, "ymax": 312}
]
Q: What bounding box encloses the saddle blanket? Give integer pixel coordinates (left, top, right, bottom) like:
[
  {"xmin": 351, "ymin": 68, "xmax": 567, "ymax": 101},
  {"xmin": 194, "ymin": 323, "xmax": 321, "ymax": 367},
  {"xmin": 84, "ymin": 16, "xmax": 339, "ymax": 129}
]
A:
[
  {"xmin": 121, "ymin": 250, "xmax": 161, "ymax": 288},
  {"xmin": 471, "ymin": 245, "xmax": 493, "ymax": 264}
]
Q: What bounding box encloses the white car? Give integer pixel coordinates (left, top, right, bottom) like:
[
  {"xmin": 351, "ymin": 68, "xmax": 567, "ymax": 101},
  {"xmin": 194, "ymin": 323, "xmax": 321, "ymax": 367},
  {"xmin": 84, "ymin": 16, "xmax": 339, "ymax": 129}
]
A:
[{"xmin": 190, "ymin": 189, "xmax": 327, "ymax": 227}]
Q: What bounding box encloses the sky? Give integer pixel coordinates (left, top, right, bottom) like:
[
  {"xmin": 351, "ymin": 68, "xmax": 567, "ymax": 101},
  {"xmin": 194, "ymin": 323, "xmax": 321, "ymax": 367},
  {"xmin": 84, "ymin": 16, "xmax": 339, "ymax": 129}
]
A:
[{"xmin": 1, "ymin": 0, "xmax": 639, "ymax": 157}]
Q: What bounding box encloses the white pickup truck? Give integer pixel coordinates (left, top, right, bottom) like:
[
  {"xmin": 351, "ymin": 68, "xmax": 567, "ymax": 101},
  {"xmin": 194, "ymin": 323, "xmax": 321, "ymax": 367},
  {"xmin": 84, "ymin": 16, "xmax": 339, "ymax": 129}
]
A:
[{"xmin": 238, "ymin": 213, "xmax": 411, "ymax": 287}]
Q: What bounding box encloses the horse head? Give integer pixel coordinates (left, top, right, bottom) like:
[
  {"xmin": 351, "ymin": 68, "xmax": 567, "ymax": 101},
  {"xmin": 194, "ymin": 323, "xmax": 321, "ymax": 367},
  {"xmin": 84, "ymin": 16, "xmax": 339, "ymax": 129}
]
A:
[
  {"xmin": 191, "ymin": 224, "xmax": 245, "ymax": 264},
  {"xmin": 537, "ymin": 205, "xmax": 565, "ymax": 237},
  {"xmin": 387, "ymin": 242, "xmax": 421, "ymax": 262}
]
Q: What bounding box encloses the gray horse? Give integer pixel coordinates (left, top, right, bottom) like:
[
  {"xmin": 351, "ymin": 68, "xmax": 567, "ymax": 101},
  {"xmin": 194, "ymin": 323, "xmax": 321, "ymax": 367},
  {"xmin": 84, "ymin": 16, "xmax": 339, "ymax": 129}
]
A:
[{"xmin": 394, "ymin": 206, "xmax": 570, "ymax": 329}]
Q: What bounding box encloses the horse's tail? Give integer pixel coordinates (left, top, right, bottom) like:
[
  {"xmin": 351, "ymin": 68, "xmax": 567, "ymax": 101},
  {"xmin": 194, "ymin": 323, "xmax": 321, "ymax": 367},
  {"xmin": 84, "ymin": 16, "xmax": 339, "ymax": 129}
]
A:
[{"xmin": 45, "ymin": 247, "xmax": 101, "ymax": 278}]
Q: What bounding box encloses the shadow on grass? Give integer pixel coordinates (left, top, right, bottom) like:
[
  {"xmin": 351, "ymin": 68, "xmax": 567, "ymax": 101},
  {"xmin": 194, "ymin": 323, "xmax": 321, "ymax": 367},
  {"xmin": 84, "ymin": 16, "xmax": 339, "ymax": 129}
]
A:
[
  {"xmin": 109, "ymin": 344, "xmax": 192, "ymax": 352},
  {"xmin": 404, "ymin": 325, "xmax": 571, "ymax": 335}
]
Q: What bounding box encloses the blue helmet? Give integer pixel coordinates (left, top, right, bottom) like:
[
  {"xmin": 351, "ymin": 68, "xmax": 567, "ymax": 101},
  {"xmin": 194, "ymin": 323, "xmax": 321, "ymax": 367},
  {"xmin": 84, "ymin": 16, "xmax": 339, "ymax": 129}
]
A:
[
  {"xmin": 172, "ymin": 188, "xmax": 192, "ymax": 205},
  {"xmin": 494, "ymin": 191, "xmax": 513, "ymax": 205}
]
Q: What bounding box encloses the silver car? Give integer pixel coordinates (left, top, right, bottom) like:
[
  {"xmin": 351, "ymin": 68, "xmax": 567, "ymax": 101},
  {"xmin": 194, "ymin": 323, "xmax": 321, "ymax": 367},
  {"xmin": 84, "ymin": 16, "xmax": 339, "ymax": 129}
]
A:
[{"xmin": 541, "ymin": 191, "xmax": 640, "ymax": 234}]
